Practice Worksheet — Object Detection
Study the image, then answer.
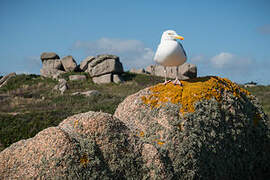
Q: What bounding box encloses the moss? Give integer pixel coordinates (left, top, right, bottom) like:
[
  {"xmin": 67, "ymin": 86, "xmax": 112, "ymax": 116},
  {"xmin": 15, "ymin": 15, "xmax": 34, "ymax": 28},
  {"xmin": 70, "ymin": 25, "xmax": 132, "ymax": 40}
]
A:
[{"xmin": 142, "ymin": 76, "xmax": 251, "ymax": 115}]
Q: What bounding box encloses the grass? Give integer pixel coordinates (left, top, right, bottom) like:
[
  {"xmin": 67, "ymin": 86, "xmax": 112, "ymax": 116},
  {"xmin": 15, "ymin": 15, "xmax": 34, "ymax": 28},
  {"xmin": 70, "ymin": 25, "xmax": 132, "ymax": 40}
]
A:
[
  {"xmin": 0, "ymin": 73, "xmax": 269, "ymax": 152},
  {"xmin": 244, "ymin": 85, "xmax": 270, "ymax": 116}
]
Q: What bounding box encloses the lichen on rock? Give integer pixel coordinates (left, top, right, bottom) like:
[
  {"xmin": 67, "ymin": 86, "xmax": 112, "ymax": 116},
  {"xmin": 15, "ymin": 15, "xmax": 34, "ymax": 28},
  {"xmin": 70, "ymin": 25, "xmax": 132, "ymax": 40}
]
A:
[
  {"xmin": 115, "ymin": 76, "xmax": 270, "ymax": 179},
  {"xmin": 141, "ymin": 76, "xmax": 251, "ymax": 114}
]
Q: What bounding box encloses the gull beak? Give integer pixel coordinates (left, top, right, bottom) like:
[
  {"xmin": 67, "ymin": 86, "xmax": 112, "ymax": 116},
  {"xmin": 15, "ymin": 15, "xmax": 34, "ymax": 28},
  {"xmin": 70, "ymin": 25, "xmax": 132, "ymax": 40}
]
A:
[{"xmin": 175, "ymin": 35, "xmax": 184, "ymax": 40}]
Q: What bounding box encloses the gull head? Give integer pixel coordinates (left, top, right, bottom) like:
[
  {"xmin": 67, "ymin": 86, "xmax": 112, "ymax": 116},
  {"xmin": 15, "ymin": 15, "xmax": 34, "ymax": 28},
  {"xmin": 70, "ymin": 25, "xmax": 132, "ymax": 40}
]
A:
[{"xmin": 161, "ymin": 30, "xmax": 184, "ymax": 41}]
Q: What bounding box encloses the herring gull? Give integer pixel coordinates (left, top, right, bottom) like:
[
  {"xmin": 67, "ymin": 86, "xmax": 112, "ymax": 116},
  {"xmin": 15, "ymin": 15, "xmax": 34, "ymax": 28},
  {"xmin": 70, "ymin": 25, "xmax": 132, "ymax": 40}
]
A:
[{"xmin": 154, "ymin": 30, "xmax": 187, "ymax": 85}]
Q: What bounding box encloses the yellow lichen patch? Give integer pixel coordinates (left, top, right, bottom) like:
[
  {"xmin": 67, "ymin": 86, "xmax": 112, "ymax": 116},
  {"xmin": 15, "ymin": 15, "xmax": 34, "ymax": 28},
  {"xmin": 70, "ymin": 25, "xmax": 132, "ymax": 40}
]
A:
[
  {"xmin": 141, "ymin": 76, "xmax": 251, "ymax": 114},
  {"xmin": 154, "ymin": 139, "xmax": 165, "ymax": 146},
  {"xmin": 74, "ymin": 120, "xmax": 79, "ymax": 128},
  {"xmin": 80, "ymin": 154, "xmax": 89, "ymax": 167},
  {"xmin": 136, "ymin": 131, "xmax": 145, "ymax": 137}
]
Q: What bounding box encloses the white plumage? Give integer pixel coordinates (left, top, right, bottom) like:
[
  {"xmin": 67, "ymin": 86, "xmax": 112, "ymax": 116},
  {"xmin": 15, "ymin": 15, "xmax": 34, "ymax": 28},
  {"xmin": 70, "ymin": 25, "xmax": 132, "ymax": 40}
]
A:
[{"xmin": 154, "ymin": 30, "xmax": 187, "ymax": 85}]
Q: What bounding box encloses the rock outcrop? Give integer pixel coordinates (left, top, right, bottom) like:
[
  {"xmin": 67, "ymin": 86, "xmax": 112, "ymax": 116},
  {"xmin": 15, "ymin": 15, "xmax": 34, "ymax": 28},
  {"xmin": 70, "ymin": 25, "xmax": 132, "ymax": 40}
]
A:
[
  {"xmin": 40, "ymin": 52, "xmax": 60, "ymax": 61},
  {"xmin": 71, "ymin": 90, "xmax": 101, "ymax": 97},
  {"xmin": 69, "ymin": 75, "xmax": 87, "ymax": 81},
  {"xmin": 145, "ymin": 63, "xmax": 197, "ymax": 80},
  {"xmin": 1, "ymin": 76, "xmax": 269, "ymax": 179},
  {"xmin": 115, "ymin": 76, "xmax": 270, "ymax": 179},
  {"xmin": 61, "ymin": 55, "xmax": 78, "ymax": 72},
  {"xmin": 53, "ymin": 78, "xmax": 68, "ymax": 94},
  {"xmin": 40, "ymin": 52, "xmax": 65, "ymax": 78},
  {"xmin": 0, "ymin": 72, "xmax": 16, "ymax": 88},
  {"xmin": 87, "ymin": 54, "xmax": 124, "ymax": 84},
  {"xmin": 129, "ymin": 68, "xmax": 148, "ymax": 74},
  {"xmin": 80, "ymin": 56, "xmax": 95, "ymax": 71},
  {"xmin": 0, "ymin": 111, "xmax": 145, "ymax": 179}
]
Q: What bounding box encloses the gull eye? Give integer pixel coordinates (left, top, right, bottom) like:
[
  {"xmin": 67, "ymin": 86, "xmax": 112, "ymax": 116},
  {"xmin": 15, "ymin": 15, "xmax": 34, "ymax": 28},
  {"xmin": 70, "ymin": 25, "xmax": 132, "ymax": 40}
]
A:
[{"xmin": 168, "ymin": 32, "xmax": 173, "ymax": 35}]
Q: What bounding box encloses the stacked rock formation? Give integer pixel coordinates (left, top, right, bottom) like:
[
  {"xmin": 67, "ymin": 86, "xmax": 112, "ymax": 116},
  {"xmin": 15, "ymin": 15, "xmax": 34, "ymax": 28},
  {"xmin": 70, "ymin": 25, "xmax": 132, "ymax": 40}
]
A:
[
  {"xmin": 86, "ymin": 54, "xmax": 124, "ymax": 84},
  {"xmin": 1, "ymin": 76, "xmax": 269, "ymax": 179},
  {"xmin": 40, "ymin": 52, "xmax": 66, "ymax": 78},
  {"xmin": 145, "ymin": 63, "xmax": 197, "ymax": 80},
  {"xmin": 40, "ymin": 53, "xmax": 124, "ymax": 84}
]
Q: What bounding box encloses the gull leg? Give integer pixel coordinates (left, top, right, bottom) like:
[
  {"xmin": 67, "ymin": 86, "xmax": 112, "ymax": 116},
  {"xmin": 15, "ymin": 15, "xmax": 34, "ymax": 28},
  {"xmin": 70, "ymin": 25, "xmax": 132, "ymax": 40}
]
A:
[
  {"xmin": 163, "ymin": 67, "xmax": 171, "ymax": 85},
  {"xmin": 173, "ymin": 66, "xmax": 182, "ymax": 86}
]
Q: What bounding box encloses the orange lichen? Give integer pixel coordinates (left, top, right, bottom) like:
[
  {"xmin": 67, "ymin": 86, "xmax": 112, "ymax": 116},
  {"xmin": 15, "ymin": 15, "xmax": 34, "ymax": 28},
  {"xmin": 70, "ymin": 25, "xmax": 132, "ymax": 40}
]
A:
[
  {"xmin": 80, "ymin": 154, "xmax": 89, "ymax": 167},
  {"xmin": 142, "ymin": 76, "xmax": 251, "ymax": 114},
  {"xmin": 136, "ymin": 131, "xmax": 145, "ymax": 137},
  {"xmin": 139, "ymin": 131, "xmax": 145, "ymax": 137},
  {"xmin": 155, "ymin": 139, "xmax": 165, "ymax": 146},
  {"xmin": 74, "ymin": 120, "xmax": 79, "ymax": 128}
]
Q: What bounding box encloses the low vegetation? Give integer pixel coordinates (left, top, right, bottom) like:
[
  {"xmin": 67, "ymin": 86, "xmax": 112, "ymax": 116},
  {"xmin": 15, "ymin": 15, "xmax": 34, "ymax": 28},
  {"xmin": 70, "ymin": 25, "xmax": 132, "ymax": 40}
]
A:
[{"xmin": 0, "ymin": 73, "xmax": 269, "ymax": 151}]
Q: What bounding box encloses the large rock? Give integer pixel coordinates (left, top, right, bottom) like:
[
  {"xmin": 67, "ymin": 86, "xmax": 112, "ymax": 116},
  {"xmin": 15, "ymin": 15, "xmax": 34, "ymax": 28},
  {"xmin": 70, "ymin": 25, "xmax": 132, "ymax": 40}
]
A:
[
  {"xmin": 53, "ymin": 78, "xmax": 68, "ymax": 94},
  {"xmin": 145, "ymin": 63, "xmax": 197, "ymax": 80},
  {"xmin": 179, "ymin": 63, "xmax": 197, "ymax": 79},
  {"xmin": 0, "ymin": 72, "xmax": 16, "ymax": 88},
  {"xmin": 42, "ymin": 59, "xmax": 63, "ymax": 70},
  {"xmin": 90, "ymin": 59, "xmax": 123, "ymax": 77},
  {"xmin": 69, "ymin": 75, "xmax": 87, "ymax": 81},
  {"xmin": 61, "ymin": 56, "xmax": 78, "ymax": 72},
  {"xmin": 92, "ymin": 74, "xmax": 124, "ymax": 84},
  {"xmin": 40, "ymin": 68, "xmax": 65, "ymax": 78},
  {"xmin": 114, "ymin": 76, "xmax": 270, "ymax": 179},
  {"xmin": 0, "ymin": 111, "xmax": 146, "ymax": 179},
  {"xmin": 40, "ymin": 52, "xmax": 65, "ymax": 78},
  {"xmin": 40, "ymin": 52, "xmax": 60, "ymax": 61},
  {"xmin": 88, "ymin": 54, "xmax": 119, "ymax": 68},
  {"xmin": 92, "ymin": 73, "xmax": 112, "ymax": 84},
  {"xmin": 129, "ymin": 68, "xmax": 148, "ymax": 74},
  {"xmin": 80, "ymin": 56, "xmax": 95, "ymax": 71}
]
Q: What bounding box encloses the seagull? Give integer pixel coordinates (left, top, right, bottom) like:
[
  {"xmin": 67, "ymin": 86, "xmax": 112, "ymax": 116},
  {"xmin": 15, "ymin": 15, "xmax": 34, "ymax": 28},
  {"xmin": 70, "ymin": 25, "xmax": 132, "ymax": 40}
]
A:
[{"xmin": 154, "ymin": 30, "xmax": 187, "ymax": 85}]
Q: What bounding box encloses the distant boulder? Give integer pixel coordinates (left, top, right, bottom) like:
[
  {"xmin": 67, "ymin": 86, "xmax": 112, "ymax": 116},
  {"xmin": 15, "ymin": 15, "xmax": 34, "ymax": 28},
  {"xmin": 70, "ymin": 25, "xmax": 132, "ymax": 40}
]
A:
[
  {"xmin": 0, "ymin": 72, "xmax": 16, "ymax": 88},
  {"xmin": 87, "ymin": 54, "xmax": 124, "ymax": 84},
  {"xmin": 61, "ymin": 56, "xmax": 78, "ymax": 72},
  {"xmin": 69, "ymin": 75, "xmax": 87, "ymax": 81},
  {"xmin": 40, "ymin": 52, "xmax": 64, "ymax": 78},
  {"xmin": 145, "ymin": 63, "xmax": 197, "ymax": 80},
  {"xmin": 129, "ymin": 68, "xmax": 148, "ymax": 74},
  {"xmin": 40, "ymin": 52, "xmax": 60, "ymax": 61},
  {"xmin": 80, "ymin": 56, "xmax": 95, "ymax": 72}
]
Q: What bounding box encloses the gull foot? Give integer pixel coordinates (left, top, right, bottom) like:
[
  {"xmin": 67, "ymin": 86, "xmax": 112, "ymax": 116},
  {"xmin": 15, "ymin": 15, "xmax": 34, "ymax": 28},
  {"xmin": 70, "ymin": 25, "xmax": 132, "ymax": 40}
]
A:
[
  {"xmin": 173, "ymin": 79, "xmax": 182, "ymax": 86},
  {"xmin": 163, "ymin": 80, "xmax": 171, "ymax": 85}
]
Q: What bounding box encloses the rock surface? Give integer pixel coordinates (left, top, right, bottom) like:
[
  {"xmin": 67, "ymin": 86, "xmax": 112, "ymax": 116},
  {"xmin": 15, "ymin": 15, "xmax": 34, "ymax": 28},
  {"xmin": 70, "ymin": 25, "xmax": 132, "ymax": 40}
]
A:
[
  {"xmin": 87, "ymin": 54, "xmax": 124, "ymax": 84},
  {"xmin": 145, "ymin": 63, "xmax": 197, "ymax": 80},
  {"xmin": 53, "ymin": 78, "xmax": 68, "ymax": 94},
  {"xmin": 92, "ymin": 74, "xmax": 112, "ymax": 84},
  {"xmin": 0, "ymin": 72, "xmax": 16, "ymax": 88},
  {"xmin": 40, "ymin": 68, "xmax": 65, "ymax": 79},
  {"xmin": 71, "ymin": 90, "xmax": 101, "ymax": 97},
  {"xmin": 1, "ymin": 76, "xmax": 269, "ymax": 179},
  {"xmin": 69, "ymin": 75, "xmax": 87, "ymax": 81},
  {"xmin": 90, "ymin": 59, "xmax": 123, "ymax": 77},
  {"xmin": 80, "ymin": 56, "xmax": 95, "ymax": 71},
  {"xmin": 40, "ymin": 52, "xmax": 60, "ymax": 61},
  {"xmin": 42, "ymin": 59, "xmax": 63, "ymax": 70},
  {"xmin": 115, "ymin": 76, "xmax": 270, "ymax": 179},
  {"xmin": 40, "ymin": 52, "xmax": 65, "ymax": 78},
  {"xmin": 0, "ymin": 111, "xmax": 146, "ymax": 179},
  {"xmin": 61, "ymin": 56, "xmax": 78, "ymax": 72},
  {"xmin": 129, "ymin": 68, "xmax": 148, "ymax": 74}
]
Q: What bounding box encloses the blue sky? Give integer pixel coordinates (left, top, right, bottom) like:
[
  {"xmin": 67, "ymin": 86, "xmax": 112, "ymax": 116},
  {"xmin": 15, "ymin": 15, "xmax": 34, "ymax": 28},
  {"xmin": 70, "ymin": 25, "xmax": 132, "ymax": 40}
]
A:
[{"xmin": 1, "ymin": 0, "xmax": 270, "ymax": 84}]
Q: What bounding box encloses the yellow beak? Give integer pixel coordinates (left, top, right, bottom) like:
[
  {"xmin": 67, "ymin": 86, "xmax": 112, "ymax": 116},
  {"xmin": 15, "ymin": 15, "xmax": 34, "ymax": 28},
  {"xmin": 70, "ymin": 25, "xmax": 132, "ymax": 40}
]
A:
[{"xmin": 175, "ymin": 35, "xmax": 184, "ymax": 40}]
